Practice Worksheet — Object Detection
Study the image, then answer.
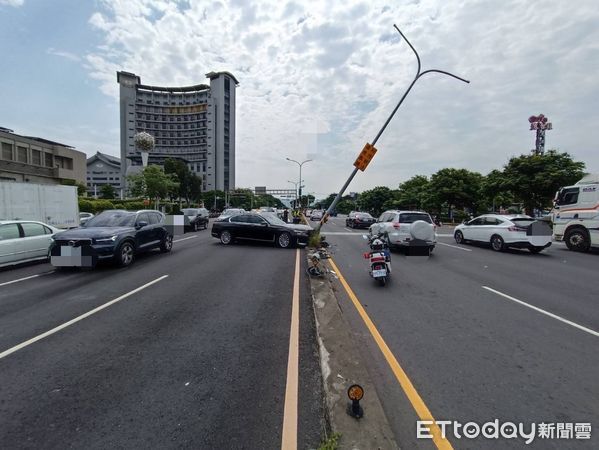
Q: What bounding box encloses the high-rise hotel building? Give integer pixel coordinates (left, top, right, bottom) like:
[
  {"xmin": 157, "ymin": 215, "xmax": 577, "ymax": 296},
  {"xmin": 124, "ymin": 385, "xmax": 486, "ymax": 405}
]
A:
[{"xmin": 117, "ymin": 70, "xmax": 237, "ymax": 192}]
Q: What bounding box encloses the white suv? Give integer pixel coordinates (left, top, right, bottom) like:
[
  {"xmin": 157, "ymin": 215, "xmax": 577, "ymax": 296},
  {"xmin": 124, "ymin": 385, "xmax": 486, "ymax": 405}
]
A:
[{"xmin": 369, "ymin": 210, "xmax": 437, "ymax": 252}]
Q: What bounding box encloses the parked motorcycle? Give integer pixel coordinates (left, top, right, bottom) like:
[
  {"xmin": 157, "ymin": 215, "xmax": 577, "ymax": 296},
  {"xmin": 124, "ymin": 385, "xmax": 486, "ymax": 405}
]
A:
[{"xmin": 363, "ymin": 234, "xmax": 392, "ymax": 286}]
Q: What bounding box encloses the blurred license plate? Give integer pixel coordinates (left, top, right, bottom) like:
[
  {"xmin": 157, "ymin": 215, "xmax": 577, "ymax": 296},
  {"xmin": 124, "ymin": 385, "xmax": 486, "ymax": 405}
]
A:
[
  {"xmin": 372, "ymin": 269, "xmax": 387, "ymax": 277},
  {"xmin": 51, "ymin": 246, "xmax": 95, "ymax": 267}
]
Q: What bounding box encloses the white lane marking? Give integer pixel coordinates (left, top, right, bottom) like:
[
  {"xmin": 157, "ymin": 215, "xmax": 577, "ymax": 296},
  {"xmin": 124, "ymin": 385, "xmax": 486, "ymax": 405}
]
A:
[
  {"xmin": 0, "ymin": 271, "xmax": 55, "ymax": 288},
  {"xmin": 482, "ymin": 286, "xmax": 599, "ymax": 338},
  {"xmin": 344, "ymin": 227, "xmax": 354, "ymax": 232},
  {"xmin": 436, "ymin": 234, "xmax": 455, "ymax": 237},
  {"xmin": 0, "ymin": 275, "xmax": 169, "ymax": 360},
  {"xmin": 281, "ymin": 249, "xmax": 300, "ymax": 450},
  {"xmin": 173, "ymin": 235, "xmax": 198, "ymax": 243},
  {"xmin": 437, "ymin": 242, "xmax": 473, "ymax": 252}
]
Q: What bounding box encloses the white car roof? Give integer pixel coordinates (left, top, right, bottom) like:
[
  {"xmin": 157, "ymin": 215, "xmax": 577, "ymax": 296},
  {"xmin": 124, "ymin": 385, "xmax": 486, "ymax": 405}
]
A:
[
  {"xmin": 0, "ymin": 219, "xmax": 60, "ymax": 229},
  {"xmin": 384, "ymin": 210, "xmax": 431, "ymax": 215},
  {"xmin": 477, "ymin": 214, "xmax": 532, "ymax": 220}
]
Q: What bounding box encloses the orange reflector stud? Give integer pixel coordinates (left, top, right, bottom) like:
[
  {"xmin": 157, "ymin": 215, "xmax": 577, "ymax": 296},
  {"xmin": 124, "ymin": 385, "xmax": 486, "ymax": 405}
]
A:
[{"xmin": 347, "ymin": 384, "xmax": 364, "ymax": 418}]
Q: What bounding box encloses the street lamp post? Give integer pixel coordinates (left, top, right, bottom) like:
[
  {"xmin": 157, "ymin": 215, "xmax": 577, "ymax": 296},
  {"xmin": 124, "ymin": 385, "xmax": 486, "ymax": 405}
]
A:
[
  {"xmin": 316, "ymin": 24, "xmax": 469, "ymax": 232},
  {"xmin": 287, "ymin": 180, "xmax": 304, "ymax": 208},
  {"xmin": 286, "ymin": 158, "xmax": 312, "ymax": 208}
]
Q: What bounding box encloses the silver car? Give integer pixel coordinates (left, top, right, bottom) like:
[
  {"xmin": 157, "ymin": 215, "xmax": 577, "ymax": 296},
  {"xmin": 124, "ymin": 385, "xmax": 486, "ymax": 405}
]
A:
[{"xmin": 0, "ymin": 220, "xmax": 60, "ymax": 267}]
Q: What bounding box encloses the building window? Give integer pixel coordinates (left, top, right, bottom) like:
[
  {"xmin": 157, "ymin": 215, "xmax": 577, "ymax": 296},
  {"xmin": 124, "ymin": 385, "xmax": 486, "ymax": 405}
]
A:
[
  {"xmin": 44, "ymin": 153, "xmax": 54, "ymax": 168},
  {"xmin": 17, "ymin": 146, "xmax": 28, "ymax": 163},
  {"xmin": 31, "ymin": 150, "xmax": 41, "ymax": 165},
  {"xmin": 2, "ymin": 142, "xmax": 14, "ymax": 160}
]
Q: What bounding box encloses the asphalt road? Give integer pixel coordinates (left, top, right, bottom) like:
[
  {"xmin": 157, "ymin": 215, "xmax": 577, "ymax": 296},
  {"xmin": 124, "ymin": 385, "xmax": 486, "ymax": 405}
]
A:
[
  {"xmin": 0, "ymin": 224, "xmax": 323, "ymax": 449},
  {"xmin": 320, "ymin": 215, "xmax": 599, "ymax": 450}
]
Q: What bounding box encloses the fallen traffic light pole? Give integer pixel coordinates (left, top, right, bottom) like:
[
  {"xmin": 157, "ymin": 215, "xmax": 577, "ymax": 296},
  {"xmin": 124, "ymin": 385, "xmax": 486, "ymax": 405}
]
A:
[{"xmin": 316, "ymin": 24, "xmax": 470, "ymax": 232}]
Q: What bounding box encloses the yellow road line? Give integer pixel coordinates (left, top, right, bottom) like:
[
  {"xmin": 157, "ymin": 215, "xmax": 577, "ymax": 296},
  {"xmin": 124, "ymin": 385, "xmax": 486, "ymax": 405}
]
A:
[
  {"xmin": 328, "ymin": 258, "xmax": 453, "ymax": 450},
  {"xmin": 281, "ymin": 249, "xmax": 301, "ymax": 450}
]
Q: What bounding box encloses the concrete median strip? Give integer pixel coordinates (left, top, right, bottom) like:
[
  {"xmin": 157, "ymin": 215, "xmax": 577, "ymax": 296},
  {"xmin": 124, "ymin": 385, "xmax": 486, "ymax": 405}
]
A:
[{"xmin": 307, "ymin": 254, "xmax": 399, "ymax": 449}]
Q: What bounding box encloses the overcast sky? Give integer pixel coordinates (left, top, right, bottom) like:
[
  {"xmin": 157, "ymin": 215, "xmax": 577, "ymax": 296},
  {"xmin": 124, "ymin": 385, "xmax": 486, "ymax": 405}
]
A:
[{"xmin": 1, "ymin": 0, "xmax": 598, "ymax": 198}]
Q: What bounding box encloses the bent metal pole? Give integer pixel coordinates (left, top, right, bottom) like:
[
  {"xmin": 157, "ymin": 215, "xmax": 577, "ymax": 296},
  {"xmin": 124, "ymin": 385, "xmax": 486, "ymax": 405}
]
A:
[{"xmin": 316, "ymin": 24, "xmax": 470, "ymax": 232}]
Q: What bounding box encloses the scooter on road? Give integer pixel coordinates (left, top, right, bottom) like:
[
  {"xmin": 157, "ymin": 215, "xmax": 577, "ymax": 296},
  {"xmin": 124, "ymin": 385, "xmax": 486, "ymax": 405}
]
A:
[{"xmin": 363, "ymin": 234, "xmax": 392, "ymax": 286}]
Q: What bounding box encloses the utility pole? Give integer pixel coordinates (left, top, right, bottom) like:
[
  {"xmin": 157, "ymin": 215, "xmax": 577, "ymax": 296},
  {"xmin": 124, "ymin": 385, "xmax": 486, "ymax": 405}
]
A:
[{"xmin": 316, "ymin": 24, "xmax": 469, "ymax": 232}]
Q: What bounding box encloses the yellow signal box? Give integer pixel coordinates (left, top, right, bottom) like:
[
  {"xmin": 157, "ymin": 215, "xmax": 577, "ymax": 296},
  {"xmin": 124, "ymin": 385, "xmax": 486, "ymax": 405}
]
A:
[{"xmin": 353, "ymin": 143, "xmax": 378, "ymax": 171}]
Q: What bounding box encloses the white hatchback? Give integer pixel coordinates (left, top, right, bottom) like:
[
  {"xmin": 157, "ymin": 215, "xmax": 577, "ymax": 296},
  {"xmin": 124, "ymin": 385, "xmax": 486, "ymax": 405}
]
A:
[
  {"xmin": 454, "ymin": 214, "xmax": 552, "ymax": 253},
  {"xmin": 0, "ymin": 220, "xmax": 61, "ymax": 267}
]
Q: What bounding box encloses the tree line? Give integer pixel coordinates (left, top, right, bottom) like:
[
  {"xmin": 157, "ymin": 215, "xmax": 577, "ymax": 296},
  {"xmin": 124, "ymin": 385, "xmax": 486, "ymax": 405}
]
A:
[
  {"xmin": 116, "ymin": 158, "xmax": 284, "ymax": 211},
  {"xmin": 316, "ymin": 150, "xmax": 585, "ymax": 220}
]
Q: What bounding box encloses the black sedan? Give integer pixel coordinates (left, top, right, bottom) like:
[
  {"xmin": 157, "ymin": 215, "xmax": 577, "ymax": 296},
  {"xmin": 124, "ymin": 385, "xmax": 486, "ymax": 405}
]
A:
[
  {"xmin": 50, "ymin": 210, "xmax": 173, "ymax": 268},
  {"xmin": 211, "ymin": 213, "xmax": 312, "ymax": 248},
  {"xmin": 346, "ymin": 212, "xmax": 375, "ymax": 229},
  {"xmin": 181, "ymin": 208, "xmax": 209, "ymax": 231}
]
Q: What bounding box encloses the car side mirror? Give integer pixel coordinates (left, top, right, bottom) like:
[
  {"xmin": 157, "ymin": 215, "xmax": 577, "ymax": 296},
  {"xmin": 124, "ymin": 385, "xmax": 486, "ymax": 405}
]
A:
[
  {"xmin": 136, "ymin": 221, "xmax": 149, "ymax": 229},
  {"xmin": 462, "ymin": 220, "xmax": 468, "ymax": 225}
]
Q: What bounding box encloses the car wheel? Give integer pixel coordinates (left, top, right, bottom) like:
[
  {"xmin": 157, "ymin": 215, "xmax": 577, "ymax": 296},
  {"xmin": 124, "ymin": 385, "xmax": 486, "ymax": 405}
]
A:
[
  {"xmin": 116, "ymin": 241, "xmax": 135, "ymax": 267},
  {"xmin": 220, "ymin": 230, "xmax": 233, "ymax": 245},
  {"xmin": 193, "ymin": 222, "xmax": 199, "ymax": 232},
  {"xmin": 564, "ymin": 227, "xmax": 590, "ymax": 252},
  {"xmin": 203, "ymin": 222, "xmax": 208, "ymax": 230},
  {"xmin": 160, "ymin": 234, "xmax": 173, "ymax": 253},
  {"xmin": 454, "ymin": 230, "xmax": 465, "ymax": 244},
  {"xmin": 490, "ymin": 234, "xmax": 505, "ymax": 252},
  {"xmin": 277, "ymin": 232, "xmax": 292, "ymax": 248},
  {"xmin": 529, "ymin": 246, "xmax": 544, "ymax": 254}
]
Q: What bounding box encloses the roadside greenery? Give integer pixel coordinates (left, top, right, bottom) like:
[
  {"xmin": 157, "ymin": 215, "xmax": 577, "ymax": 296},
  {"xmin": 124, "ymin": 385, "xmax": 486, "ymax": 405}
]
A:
[
  {"xmin": 317, "ymin": 432, "xmax": 341, "ymax": 450},
  {"xmin": 322, "ymin": 150, "xmax": 584, "ymax": 220}
]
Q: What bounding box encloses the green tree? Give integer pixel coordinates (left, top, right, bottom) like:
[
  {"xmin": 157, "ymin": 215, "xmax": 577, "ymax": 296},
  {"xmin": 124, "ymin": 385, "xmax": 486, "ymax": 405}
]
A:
[
  {"xmin": 299, "ymin": 194, "xmax": 315, "ymax": 208},
  {"xmin": 502, "ymin": 150, "xmax": 585, "ymax": 214},
  {"xmin": 396, "ymin": 175, "xmax": 430, "ymax": 210},
  {"xmin": 335, "ymin": 199, "xmax": 355, "ymax": 214},
  {"xmin": 428, "ymin": 168, "xmax": 484, "ymax": 217},
  {"xmin": 481, "ymin": 169, "xmax": 513, "ymax": 212},
  {"xmin": 100, "ymin": 184, "xmax": 116, "ymax": 199},
  {"xmin": 188, "ymin": 174, "xmax": 203, "ymax": 204},
  {"xmin": 202, "ymin": 190, "xmax": 226, "ymax": 210},
  {"xmin": 357, "ymin": 186, "xmax": 394, "ymax": 216},
  {"xmin": 319, "ymin": 194, "xmax": 338, "ymax": 210},
  {"xmin": 127, "ymin": 165, "xmax": 179, "ymax": 208},
  {"xmin": 164, "ymin": 158, "xmax": 194, "ymax": 204}
]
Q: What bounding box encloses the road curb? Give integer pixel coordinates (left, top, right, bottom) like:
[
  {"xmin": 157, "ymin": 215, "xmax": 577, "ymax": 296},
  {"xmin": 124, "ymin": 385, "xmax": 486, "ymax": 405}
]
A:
[{"xmin": 307, "ymin": 253, "xmax": 399, "ymax": 450}]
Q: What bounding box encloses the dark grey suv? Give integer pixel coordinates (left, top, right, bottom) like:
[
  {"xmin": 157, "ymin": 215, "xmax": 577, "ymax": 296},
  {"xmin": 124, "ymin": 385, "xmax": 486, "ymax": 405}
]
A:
[{"xmin": 50, "ymin": 210, "xmax": 173, "ymax": 268}]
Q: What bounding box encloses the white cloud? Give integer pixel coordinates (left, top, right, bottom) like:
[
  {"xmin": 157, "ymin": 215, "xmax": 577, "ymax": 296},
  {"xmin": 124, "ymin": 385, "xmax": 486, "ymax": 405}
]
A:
[
  {"xmin": 0, "ymin": 0, "xmax": 24, "ymax": 7},
  {"xmin": 47, "ymin": 47, "xmax": 81, "ymax": 62},
  {"xmin": 85, "ymin": 0, "xmax": 599, "ymax": 197}
]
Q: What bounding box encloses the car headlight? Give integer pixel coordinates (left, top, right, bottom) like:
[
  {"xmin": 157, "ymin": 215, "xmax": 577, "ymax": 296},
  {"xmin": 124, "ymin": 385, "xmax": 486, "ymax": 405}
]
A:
[{"xmin": 95, "ymin": 235, "xmax": 118, "ymax": 243}]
